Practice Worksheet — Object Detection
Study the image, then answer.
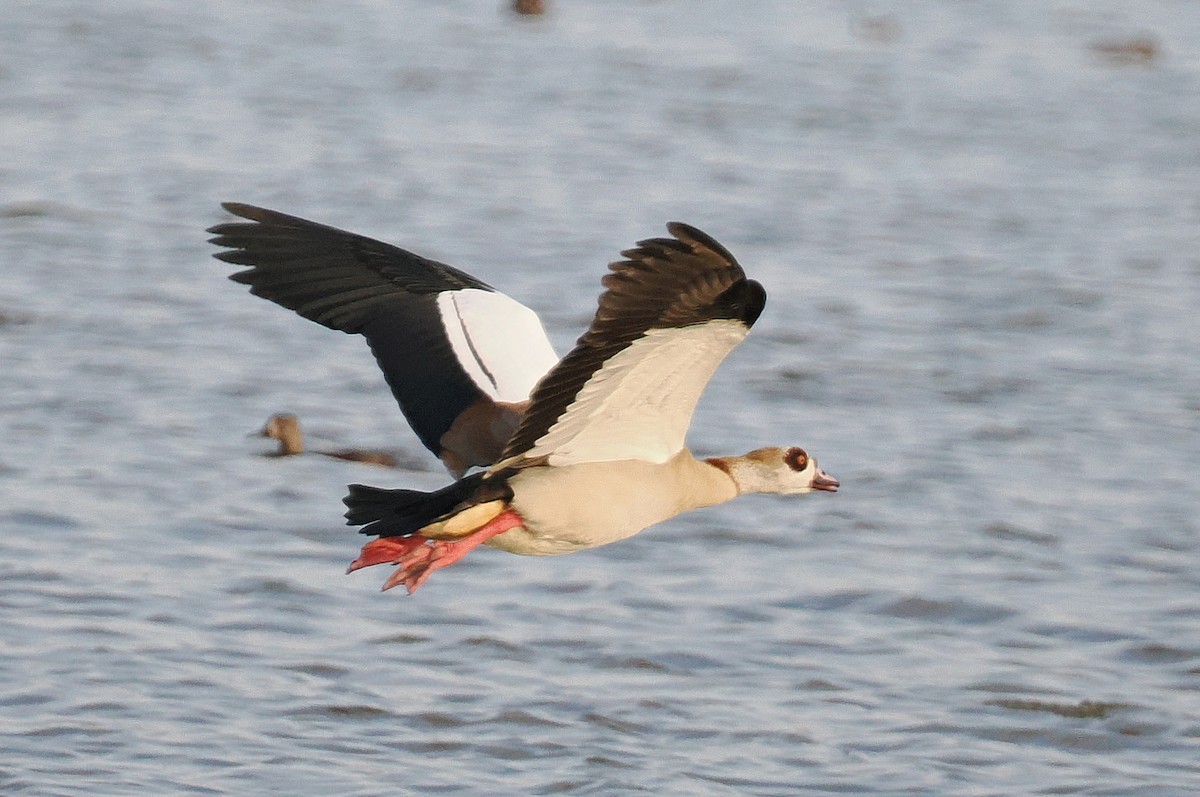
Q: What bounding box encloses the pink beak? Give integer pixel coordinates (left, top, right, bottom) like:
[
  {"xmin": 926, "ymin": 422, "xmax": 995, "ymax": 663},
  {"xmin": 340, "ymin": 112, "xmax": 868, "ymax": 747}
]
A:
[{"xmin": 812, "ymin": 469, "xmax": 839, "ymax": 492}]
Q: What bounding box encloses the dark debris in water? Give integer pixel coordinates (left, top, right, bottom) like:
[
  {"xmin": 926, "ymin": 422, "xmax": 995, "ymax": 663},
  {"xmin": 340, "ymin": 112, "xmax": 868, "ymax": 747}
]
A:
[
  {"xmin": 487, "ymin": 709, "xmax": 567, "ymax": 729},
  {"xmin": 1089, "ymin": 35, "xmax": 1160, "ymax": 66},
  {"xmin": 944, "ymin": 377, "xmax": 1032, "ymax": 405},
  {"xmin": 800, "ymin": 678, "xmax": 846, "ymax": 692},
  {"xmin": 0, "ymin": 307, "xmax": 33, "ymax": 327},
  {"xmin": 288, "ymin": 704, "xmax": 394, "ymax": 720},
  {"xmin": 852, "ymin": 14, "xmax": 902, "ymax": 44},
  {"xmin": 599, "ymin": 656, "xmax": 671, "ymax": 673},
  {"xmin": 971, "ymin": 423, "xmax": 1035, "ymax": 442},
  {"xmin": 370, "ymin": 632, "xmax": 431, "ymax": 645},
  {"xmin": 279, "ymin": 662, "xmax": 349, "ymax": 678},
  {"xmin": 584, "ymin": 711, "xmax": 648, "ymax": 735},
  {"xmin": 877, "ymin": 595, "xmax": 1015, "ymax": 625},
  {"xmin": 584, "ymin": 754, "xmax": 637, "ymax": 770},
  {"xmin": 986, "ymin": 698, "xmax": 1132, "ymax": 719},
  {"xmin": 511, "ymin": 0, "xmax": 545, "ymax": 16},
  {"xmin": 225, "ymin": 577, "xmax": 319, "ymax": 597},
  {"xmin": 0, "ymin": 201, "xmax": 54, "ymax": 218},
  {"xmin": 3, "ymin": 511, "xmax": 81, "ymax": 530},
  {"xmin": 464, "ymin": 635, "xmax": 533, "ymax": 661},
  {"xmin": 1121, "ymin": 643, "xmax": 1198, "ymax": 665},
  {"xmin": 982, "ymin": 521, "xmax": 1060, "ymax": 547},
  {"xmin": 408, "ymin": 711, "xmax": 469, "ymax": 730}
]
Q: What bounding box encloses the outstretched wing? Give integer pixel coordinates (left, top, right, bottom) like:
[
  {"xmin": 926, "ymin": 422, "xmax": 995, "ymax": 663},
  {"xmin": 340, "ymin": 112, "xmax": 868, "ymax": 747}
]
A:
[
  {"xmin": 208, "ymin": 203, "xmax": 558, "ymax": 474},
  {"xmin": 498, "ymin": 222, "xmax": 765, "ymax": 468}
]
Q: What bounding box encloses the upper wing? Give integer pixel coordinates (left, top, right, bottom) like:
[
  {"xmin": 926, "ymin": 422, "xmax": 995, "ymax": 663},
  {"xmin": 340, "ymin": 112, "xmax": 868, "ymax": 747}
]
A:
[
  {"xmin": 208, "ymin": 203, "xmax": 558, "ymax": 474},
  {"xmin": 498, "ymin": 222, "xmax": 765, "ymax": 468}
]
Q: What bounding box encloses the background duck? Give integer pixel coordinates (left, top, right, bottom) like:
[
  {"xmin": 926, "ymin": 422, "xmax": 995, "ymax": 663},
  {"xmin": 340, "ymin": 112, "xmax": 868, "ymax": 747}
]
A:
[{"xmin": 256, "ymin": 412, "xmax": 409, "ymax": 468}]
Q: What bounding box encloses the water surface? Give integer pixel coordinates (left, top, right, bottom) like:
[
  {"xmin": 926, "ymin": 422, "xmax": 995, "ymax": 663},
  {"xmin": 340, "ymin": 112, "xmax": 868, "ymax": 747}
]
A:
[{"xmin": 1, "ymin": 2, "xmax": 1198, "ymax": 794}]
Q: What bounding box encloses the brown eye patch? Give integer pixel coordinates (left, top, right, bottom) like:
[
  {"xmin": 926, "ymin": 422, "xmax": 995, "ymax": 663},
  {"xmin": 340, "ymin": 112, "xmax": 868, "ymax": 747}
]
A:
[{"xmin": 785, "ymin": 447, "xmax": 808, "ymax": 471}]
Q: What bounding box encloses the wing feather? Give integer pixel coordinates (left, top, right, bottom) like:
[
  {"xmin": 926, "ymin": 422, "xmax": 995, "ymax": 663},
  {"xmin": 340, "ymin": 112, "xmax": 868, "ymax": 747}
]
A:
[
  {"xmin": 498, "ymin": 222, "xmax": 765, "ymax": 467},
  {"xmin": 209, "ymin": 203, "xmax": 557, "ymax": 470}
]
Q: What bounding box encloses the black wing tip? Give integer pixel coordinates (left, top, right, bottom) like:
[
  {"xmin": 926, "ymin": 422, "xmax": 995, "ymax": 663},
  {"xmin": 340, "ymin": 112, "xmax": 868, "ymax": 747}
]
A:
[
  {"xmin": 737, "ymin": 279, "xmax": 767, "ymax": 327},
  {"xmin": 206, "ymin": 203, "xmax": 269, "ymax": 239},
  {"xmin": 218, "ymin": 201, "xmax": 268, "ymax": 220},
  {"xmin": 211, "ymin": 202, "xmax": 316, "ymax": 231},
  {"xmin": 617, "ymin": 222, "xmax": 740, "ymax": 271},
  {"xmin": 664, "ymin": 220, "xmax": 709, "ymax": 241},
  {"xmin": 665, "ymin": 221, "xmax": 739, "ymax": 265}
]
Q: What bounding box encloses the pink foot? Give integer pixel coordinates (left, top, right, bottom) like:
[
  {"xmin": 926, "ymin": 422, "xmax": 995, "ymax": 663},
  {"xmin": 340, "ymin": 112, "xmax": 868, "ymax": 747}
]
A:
[
  {"xmin": 346, "ymin": 535, "xmax": 428, "ymax": 574},
  {"xmin": 349, "ymin": 508, "xmax": 524, "ymax": 595}
]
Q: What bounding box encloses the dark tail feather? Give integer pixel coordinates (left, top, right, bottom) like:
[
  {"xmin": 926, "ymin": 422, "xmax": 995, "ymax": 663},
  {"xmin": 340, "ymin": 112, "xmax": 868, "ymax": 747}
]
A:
[
  {"xmin": 343, "ymin": 473, "xmax": 487, "ymax": 538},
  {"xmin": 343, "ymin": 484, "xmax": 426, "ymax": 526}
]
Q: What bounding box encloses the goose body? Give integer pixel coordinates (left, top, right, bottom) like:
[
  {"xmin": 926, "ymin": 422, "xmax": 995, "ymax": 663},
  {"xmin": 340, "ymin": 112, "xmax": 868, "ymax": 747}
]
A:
[
  {"xmin": 494, "ymin": 451, "xmax": 739, "ymax": 555},
  {"xmin": 211, "ymin": 206, "xmax": 838, "ymax": 594}
]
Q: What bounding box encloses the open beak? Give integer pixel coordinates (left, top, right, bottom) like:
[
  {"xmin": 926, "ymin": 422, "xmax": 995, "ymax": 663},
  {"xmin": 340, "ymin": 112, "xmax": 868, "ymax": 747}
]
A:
[{"xmin": 812, "ymin": 468, "xmax": 840, "ymax": 492}]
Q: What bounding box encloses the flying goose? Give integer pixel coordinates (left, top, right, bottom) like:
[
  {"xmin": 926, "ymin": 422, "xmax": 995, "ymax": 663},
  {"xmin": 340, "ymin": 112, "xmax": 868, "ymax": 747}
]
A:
[
  {"xmin": 210, "ymin": 205, "xmax": 838, "ymax": 594},
  {"xmin": 256, "ymin": 412, "xmax": 406, "ymax": 468}
]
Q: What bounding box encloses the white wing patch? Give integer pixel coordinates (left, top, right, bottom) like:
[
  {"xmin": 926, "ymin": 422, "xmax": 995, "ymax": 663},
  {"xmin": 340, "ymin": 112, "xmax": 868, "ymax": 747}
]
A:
[
  {"xmin": 437, "ymin": 289, "xmax": 559, "ymax": 403},
  {"xmin": 522, "ymin": 319, "xmax": 748, "ymax": 466}
]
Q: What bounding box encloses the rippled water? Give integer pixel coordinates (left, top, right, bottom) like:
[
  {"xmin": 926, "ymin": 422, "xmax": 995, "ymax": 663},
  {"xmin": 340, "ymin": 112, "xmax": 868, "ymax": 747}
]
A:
[{"xmin": 3, "ymin": 2, "xmax": 1199, "ymax": 794}]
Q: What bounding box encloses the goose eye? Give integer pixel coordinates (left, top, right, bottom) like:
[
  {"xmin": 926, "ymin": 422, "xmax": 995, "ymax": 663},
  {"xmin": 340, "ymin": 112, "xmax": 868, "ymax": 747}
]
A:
[{"xmin": 785, "ymin": 447, "xmax": 808, "ymax": 471}]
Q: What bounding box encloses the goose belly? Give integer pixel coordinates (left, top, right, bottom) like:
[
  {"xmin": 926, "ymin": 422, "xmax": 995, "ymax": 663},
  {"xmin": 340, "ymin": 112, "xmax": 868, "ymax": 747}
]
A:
[{"xmin": 485, "ymin": 455, "xmax": 734, "ymax": 556}]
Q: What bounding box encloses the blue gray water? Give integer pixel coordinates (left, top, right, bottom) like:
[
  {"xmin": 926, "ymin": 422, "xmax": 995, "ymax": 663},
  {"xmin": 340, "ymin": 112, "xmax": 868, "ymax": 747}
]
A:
[{"xmin": 2, "ymin": 1, "xmax": 1199, "ymax": 794}]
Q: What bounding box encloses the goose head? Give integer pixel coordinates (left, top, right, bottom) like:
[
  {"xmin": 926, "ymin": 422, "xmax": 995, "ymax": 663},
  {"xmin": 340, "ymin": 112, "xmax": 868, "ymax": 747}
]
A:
[{"xmin": 711, "ymin": 446, "xmax": 839, "ymax": 496}]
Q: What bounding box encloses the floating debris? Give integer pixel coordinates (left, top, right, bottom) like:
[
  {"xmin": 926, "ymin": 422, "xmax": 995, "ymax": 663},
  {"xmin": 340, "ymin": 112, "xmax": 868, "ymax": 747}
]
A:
[
  {"xmin": 0, "ymin": 201, "xmax": 53, "ymax": 218},
  {"xmin": 987, "ymin": 698, "xmax": 1131, "ymax": 719},
  {"xmin": 853, "ymin": 14, "xmax": 901, "ymax": 44},
  {"xmin": 1090, "ymin": 35, "xmax": 1159, "ymax": 66},
  {"xmin": 512, "ymin": 0, "xmax": 545, "ymax": 16}
]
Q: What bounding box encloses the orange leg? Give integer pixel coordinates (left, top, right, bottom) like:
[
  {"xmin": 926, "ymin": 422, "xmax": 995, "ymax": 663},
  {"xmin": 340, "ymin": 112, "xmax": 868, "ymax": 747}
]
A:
[{"xmin": 347, "ymin": 508, "xmax": 525, "ymax": 595}]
